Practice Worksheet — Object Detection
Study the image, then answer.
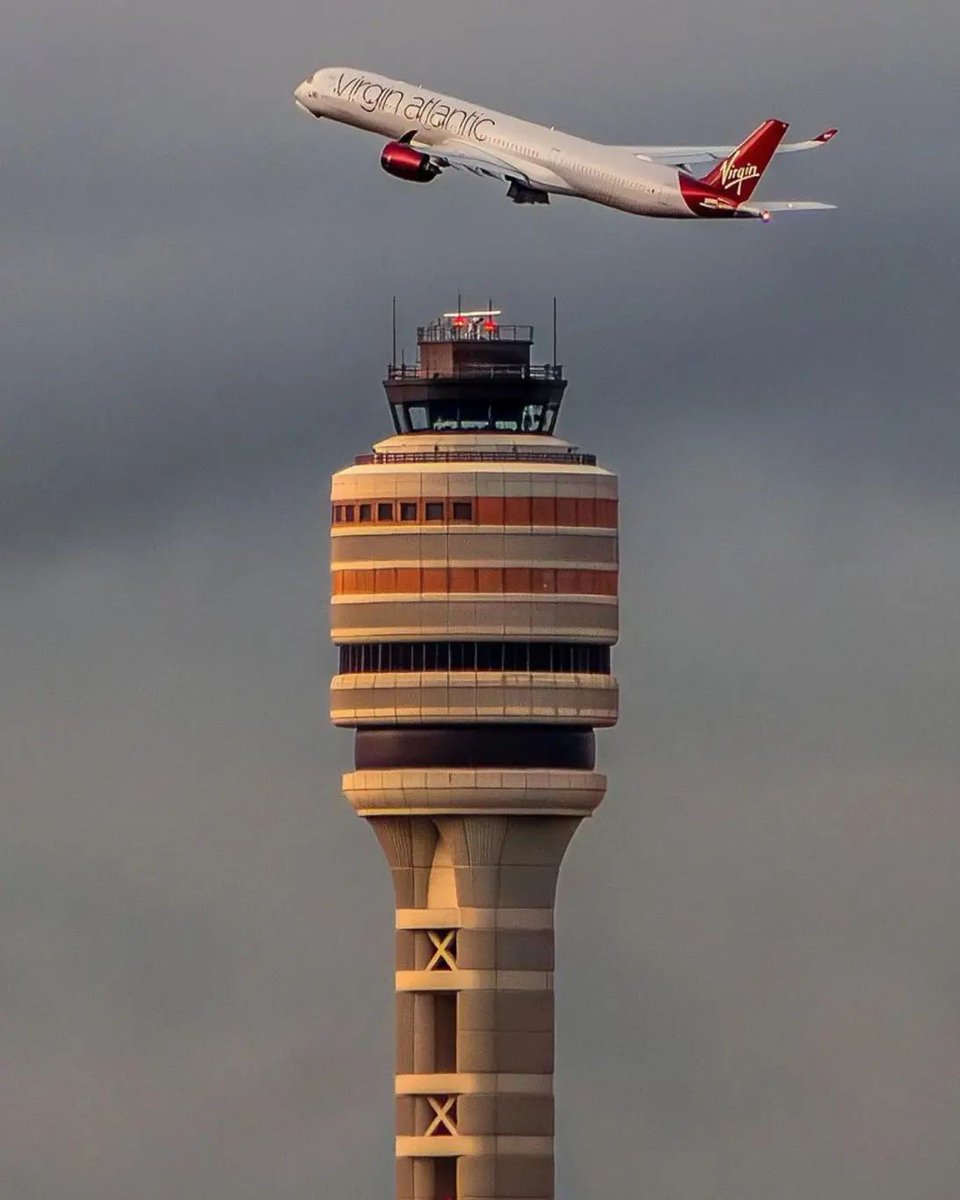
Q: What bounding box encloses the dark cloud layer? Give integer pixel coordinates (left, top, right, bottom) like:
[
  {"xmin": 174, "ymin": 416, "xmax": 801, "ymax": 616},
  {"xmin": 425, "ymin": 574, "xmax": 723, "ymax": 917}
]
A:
[{"xmin": 3, "ymin": 0, "xmax": 959, "ymax": 1197}]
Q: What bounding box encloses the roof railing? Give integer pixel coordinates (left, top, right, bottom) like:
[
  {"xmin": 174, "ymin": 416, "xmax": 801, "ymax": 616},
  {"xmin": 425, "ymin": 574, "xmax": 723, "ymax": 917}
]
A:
[
  {"xmin": 355, "ymin": 449, "xmax": 597, "ymax": 466},
  {"xmin": 417, "ymin": 321, "xmax": 534, "ymax": 344},
  {"xmin": 386, "ymin": 362, "xmax": 563, "ymax": 382}
]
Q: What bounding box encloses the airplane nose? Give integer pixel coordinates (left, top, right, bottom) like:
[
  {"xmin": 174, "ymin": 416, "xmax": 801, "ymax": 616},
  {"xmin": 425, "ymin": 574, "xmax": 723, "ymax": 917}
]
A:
[{"xmin": 293, "ymin": 80, "xmax": 319, "ymax": 115}]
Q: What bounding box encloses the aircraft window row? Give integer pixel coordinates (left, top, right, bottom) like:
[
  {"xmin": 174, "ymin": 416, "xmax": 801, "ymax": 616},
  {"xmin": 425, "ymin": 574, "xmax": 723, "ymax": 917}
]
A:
[
  {"xmin": 338, "ymin": 640, "xmax": 612, "ymax": 674},
  {"xmin": 493, "ymin": 136, "xmax": 527, "ymax": 156},
  {"xmin": 333, "ymin": 500, "xmax": 474, "ymax": 524}
]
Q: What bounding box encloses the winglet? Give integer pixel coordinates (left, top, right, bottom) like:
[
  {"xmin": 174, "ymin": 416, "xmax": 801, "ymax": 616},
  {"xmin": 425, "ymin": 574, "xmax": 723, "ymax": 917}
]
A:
[{"xmin": 814, "ymin": 128, "xmax": 839, "ymax": 144}]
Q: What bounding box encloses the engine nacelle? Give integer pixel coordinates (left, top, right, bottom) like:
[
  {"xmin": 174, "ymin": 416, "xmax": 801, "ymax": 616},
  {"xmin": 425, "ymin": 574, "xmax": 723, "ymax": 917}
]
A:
[{"xmin": 380, "ymin": 141, "xmax": 440, "ymax": 183}]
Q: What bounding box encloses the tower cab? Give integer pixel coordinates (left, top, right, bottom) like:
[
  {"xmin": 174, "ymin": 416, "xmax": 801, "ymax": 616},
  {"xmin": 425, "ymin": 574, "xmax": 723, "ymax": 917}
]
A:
[{"xmin": 384, "ymin": 310, "xmax": 566, "ymax": 436}]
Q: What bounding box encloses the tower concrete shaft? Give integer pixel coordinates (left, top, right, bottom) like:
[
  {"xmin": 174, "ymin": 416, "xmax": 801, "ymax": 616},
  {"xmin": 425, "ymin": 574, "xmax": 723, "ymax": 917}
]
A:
[{"xmin": 330, "ymin": 309, "xmax": 619, "ymax": 1200}]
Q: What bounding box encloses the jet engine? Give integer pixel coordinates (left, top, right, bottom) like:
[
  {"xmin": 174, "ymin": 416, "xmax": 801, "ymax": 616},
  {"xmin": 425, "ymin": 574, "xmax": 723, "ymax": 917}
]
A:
[{"xmin": 380, "ymin": 141, "xmax": 440, "ymax": 183}]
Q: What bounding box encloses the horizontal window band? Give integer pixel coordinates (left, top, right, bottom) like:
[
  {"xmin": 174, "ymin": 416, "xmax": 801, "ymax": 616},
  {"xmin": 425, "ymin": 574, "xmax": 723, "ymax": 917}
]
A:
[
  {"xmin": 338, "ymin": 641, "xmax": 611, "ymax": 675},
  {"xmin": 332, "ymin": 567, "xmax": 618, "ymax": 597},
  {"xmin": 355, "ymin": 727, "xmax": 596, "ymax": 771},
  {"xmin": 331, "ymin": 496, "xmax": 617, "ymax": 529}
]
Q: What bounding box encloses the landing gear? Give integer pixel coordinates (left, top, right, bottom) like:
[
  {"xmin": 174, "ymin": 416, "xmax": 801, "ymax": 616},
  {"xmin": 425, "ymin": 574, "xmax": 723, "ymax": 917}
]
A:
[{"xmin": 507, "ymin": 179, "xmax": 549, "ymax": 205}]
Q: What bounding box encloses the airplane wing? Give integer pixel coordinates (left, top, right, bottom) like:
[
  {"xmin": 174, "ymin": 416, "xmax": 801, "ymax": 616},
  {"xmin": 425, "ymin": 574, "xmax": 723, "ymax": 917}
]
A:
[
  {"xmin": 613, "ymin": 128, "xmax": 838, "ymax": 171},
  {"xmin": 410, "ymin": 136, "xmax": 533, "ymax": 185}
]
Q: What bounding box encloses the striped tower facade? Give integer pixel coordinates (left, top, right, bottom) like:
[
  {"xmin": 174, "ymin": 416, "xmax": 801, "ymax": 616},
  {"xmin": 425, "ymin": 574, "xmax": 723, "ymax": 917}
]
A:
[{"xmin": 330, "ymin": 311, "xmax": 618, "ymax": 1200}]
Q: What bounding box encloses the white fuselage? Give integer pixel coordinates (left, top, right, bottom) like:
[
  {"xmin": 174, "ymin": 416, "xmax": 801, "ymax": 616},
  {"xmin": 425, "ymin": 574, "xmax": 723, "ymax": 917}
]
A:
[{"xmin": 295, "ymin": 67, "xmax": 694, "ymax": 218}]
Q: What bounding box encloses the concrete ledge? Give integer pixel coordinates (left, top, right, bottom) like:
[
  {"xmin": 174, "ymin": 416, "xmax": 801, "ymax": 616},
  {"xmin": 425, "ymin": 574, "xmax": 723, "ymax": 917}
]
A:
[
  {"xmin": 396, "ymin": 1136, "xmax": 553, "ymax": 1158},
  {"xmin": 395, "ymin": 1073, "xmax": 553, "ymax": 1095},
  {"xmin": 396, "ymin": 908, "xmax": 554, "ymax": 930},
  {"xmin": 331, "ymin": 673, "xmax": 619, "ymax": 728},
  {"xmin": 395, "ymin": 969, "xmax": 553, "ymax": 992},
  {"xmin": 343, "ymin": 767, "xmax": 607, "ymax": 816}
]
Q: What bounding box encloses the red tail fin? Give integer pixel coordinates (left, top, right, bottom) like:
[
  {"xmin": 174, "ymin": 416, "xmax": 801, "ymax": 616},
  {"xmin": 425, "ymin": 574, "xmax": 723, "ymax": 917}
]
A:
[{"xmin": 701, "ymin": 119, "xmax": 789, "ymax": 204}]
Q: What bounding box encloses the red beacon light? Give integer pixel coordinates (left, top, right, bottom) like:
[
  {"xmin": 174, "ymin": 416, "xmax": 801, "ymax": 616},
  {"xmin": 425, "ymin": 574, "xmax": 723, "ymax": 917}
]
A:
[
  {"xmin": 445, "ymin": 309, "xmax": 502, "ymax": 324},
  {"xmin": 443, "ymin": 308, "xmax": 503, "ymax": 338}
]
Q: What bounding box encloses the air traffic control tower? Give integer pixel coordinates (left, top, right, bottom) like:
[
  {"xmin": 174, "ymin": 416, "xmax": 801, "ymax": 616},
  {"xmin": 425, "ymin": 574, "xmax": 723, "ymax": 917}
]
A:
[{"xmin": 329, "ymin": 308, "xmax": 619, "ymax": 1200}]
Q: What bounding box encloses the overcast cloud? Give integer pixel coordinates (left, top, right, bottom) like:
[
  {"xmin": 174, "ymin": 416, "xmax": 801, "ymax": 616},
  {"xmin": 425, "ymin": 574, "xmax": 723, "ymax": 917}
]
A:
[{"xmin": 2, "ymin": 1, "xmax": 959, "ymax": 1197}]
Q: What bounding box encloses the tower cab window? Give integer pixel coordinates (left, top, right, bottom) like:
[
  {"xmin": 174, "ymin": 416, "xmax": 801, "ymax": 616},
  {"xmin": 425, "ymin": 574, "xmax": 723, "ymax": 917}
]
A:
[
  {"xmin": 521, "ymin": 405, "xmax": 544, "ymax": 431},
  {"xmin": 395, "ymin": 401, "xmax": 557, "ymax": 434},
  {"xmin": 425, "ymin": 502, "xmax": 444, "ymax": 521},
  {"xmin": 451, "ymin": 501, "xmax": 473, "ymax": 521}
]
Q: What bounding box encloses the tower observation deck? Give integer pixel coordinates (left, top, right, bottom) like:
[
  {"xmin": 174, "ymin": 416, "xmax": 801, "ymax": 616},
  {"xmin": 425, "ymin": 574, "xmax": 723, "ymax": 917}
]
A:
[{"xmin": 329, "ymin": 308, "xmax": 619, "ymax": 1200}]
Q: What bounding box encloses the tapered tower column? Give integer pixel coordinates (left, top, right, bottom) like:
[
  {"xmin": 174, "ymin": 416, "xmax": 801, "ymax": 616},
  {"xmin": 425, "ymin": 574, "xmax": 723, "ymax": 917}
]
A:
[{"xmin": 330, "ymin": 309, "xmax": 619, "ymax": 1200}]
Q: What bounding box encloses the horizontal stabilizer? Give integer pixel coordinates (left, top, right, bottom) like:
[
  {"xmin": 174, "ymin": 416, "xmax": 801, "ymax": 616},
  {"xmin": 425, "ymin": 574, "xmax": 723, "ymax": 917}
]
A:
[
  {"xmin": 742, "ymin": 200, "xmax": 837, "ymax": 216},
  {"xmin": 617, "ymin": 127, "xmax": 838, "ymax": 168}
]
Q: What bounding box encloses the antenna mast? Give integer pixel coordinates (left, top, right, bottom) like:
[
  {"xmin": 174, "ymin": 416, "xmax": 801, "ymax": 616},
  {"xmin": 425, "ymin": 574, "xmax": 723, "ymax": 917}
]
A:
[{"xmin": 391, "ymin": 295, "xmax": 397, "ymax": 366}]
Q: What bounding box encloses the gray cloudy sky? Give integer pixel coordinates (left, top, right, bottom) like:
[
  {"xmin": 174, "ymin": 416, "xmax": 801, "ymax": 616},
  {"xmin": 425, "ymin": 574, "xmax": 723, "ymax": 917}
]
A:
[{"xmin": 3, "ymin": 0, "xmax": 959, "ymax": 1196}]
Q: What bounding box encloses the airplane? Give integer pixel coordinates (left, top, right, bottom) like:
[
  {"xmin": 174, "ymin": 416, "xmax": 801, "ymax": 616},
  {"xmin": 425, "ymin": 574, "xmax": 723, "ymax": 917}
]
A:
[{"xmin": 293, "ymin": 67, "xmax": 837, "ymax": 222}]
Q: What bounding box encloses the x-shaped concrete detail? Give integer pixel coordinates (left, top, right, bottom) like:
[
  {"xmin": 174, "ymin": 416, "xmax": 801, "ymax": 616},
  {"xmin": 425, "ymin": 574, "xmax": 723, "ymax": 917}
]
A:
[
  {"xmin": 426, "ymin": 930, "xmax": 457, "ymax": 970},
  {"xmin": 424, "ymin": 1095, "xmax": 458, "ymax": 1137}
]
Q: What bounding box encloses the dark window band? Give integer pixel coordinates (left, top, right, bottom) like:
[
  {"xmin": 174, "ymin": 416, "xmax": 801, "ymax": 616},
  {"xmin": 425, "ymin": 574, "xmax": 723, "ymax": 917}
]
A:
[
  {"xmin": 337, "ymin": 641, "xmax": 612, "ymax": 675},
  {"xmin": 355, "ymin": 726, "xmax": 596, "ymax": 771}
]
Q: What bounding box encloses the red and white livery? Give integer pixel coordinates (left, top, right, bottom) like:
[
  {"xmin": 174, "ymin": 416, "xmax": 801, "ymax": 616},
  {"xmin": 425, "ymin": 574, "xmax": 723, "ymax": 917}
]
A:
[{"xmin": 294, "ymin": 67, "xmax": 837, "ymax": 221}]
